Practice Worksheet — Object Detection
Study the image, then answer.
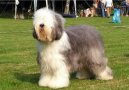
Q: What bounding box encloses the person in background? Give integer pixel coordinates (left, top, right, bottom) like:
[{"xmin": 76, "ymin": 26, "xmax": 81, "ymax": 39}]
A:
[
  {"xmin": 93, "ymin": 0, "xmax": 99, "ymax": 16},
  {"xmin": 126, "ymin": 0, "xmax": 129, "ymax": 16},
  {"xmin": 121, "ymin": 0, "xmax": 126, "ymax": 16},
  {"xmin": 105, "ymin": 0, "xmax": 113, "ymax": 18},
  {"xmin": 100, "ymin": 0, "xmax": 106, "ymax": 17}
]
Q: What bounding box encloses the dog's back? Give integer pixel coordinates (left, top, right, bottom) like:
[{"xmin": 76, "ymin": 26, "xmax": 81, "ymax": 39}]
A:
[
  {"xmin": 65, "ymin": 25, "xmax": 104, "ymax": 52},
  {"xmin": 64, "ymin": 25, "xmax": 107, "ymax": 76}
]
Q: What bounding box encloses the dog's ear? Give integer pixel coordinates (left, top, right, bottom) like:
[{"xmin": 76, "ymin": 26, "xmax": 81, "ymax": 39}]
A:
[
  {"xmin": 52, "ymin": 14, "xmax": 65, "ymax": 40},
  {"xmin": 33, "ymin": 27, "xmax": 38, "ymax": 39}
]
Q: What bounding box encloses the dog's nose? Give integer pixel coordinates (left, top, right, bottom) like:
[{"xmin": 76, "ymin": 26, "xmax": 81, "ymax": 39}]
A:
[{"xmin": 40, "ymin": 24, "xmax": 44, "ymax": 28}]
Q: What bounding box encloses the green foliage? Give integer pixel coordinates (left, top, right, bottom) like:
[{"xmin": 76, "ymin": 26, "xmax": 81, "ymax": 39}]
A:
[{"xmin": 0, "ymin": 17, "xmax": 129, "ymax": 90}]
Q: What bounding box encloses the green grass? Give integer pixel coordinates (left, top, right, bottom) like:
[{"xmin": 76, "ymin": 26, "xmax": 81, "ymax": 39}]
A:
[{"xmin": 0, "ymin": 17, "xmax": 129, "ymax": 90}]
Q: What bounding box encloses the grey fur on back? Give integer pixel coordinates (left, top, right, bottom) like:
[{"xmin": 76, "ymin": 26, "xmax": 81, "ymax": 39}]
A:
[{"xmin": 64, "ymin": 25, "xmax": 107, "ymax": 77}]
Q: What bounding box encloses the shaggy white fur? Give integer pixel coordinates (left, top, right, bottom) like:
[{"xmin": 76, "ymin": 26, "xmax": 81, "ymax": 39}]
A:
[{"xmin": 37, "ymin": 32, "xmax": 71, "ymax": 89}]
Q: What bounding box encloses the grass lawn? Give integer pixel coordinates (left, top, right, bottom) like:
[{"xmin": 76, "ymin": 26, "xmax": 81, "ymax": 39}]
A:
[{"xmin": 0, "ymin": 17, "xmax": 129, "ymax": 90}]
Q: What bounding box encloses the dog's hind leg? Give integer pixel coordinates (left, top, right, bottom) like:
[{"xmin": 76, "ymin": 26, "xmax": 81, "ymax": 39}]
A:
[
  {"xmin": 92, "ymin": 57, "xmax": 113, "ymax": 80},
  {"xmin": 96, "ymin": 66, "xmax": 113, "ymax": 80},
  {"xmin": 87, "ymin": 48, "xmax": 113, "ymax": 80}
]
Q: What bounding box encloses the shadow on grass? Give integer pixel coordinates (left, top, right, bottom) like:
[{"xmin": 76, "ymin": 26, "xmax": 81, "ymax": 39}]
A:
[
  {"xmin": 124, "ymin": 53, "xmax": 129, "ymax": 57},
  {"xmin": 15, "ymin": 72, "xmax": 95, "ymax": 86},
  {"xmin": 15, "ymin": 72, "xmax": 39, "ymax": 84}
]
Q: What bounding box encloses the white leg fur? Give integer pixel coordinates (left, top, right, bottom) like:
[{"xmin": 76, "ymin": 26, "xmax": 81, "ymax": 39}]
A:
[
  {"xmin": 39, "ymin": 63, "xmax": 69, "ymax": 89},
  {"xmin": 39, "ymin": 61, "xmax": 69, "ymax": 89},
  {"xmin": 48, "ymin": 68, "xmax": 69, "ymax": 89},
  {"xmin": 97, "ymin": 66, "xmax": 113, "ymax": 80},
  {"xmin": 38, "ymin": 75, "xmax": 51, "ymax": 87}
]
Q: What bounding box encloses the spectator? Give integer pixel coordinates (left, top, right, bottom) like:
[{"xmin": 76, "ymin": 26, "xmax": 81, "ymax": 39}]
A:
[
  {"xmin": 126, "ymin": 0, "xmax": 129, "ymax": 16},
  {"xmin": 100, "ymin": 0, "xmax": 106, "ymax": 17},
  {"xmin": 105, "ymin": 0, "xmax": 113, "ymax": 18},
  {"xmin": 93, "ymin": 0, "xmax": 99, "ymax": 16},
  {"xmin": 121, "ymin": 0, "xmax": 126, "ymax": 16}
]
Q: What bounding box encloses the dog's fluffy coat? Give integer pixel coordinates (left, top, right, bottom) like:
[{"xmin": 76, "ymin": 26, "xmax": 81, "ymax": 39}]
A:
[{"xmin": 33, "ymin": 8, "xmax": 113, "ymax": 89}]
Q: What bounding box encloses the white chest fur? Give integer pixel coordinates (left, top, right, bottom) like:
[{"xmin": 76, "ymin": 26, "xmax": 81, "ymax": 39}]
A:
[{"xmin": 37, "ymin": 32, "xmax": 71, "ymax": 73}]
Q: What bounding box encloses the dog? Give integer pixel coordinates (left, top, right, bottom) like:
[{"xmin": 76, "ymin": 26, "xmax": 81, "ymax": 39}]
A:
[
  {"xmin": 84, "ymin": 8, "xmax": 94, "ymax": 17},
  {"xmin": 33, "ymin": 8, "xmax": 113, "ymax": 89}
]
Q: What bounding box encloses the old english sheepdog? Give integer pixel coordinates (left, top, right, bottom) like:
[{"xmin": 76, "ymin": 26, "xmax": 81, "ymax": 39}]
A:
[{"xmin": 33, "ymin": 8, "xmax": 113, "ymax": 89}]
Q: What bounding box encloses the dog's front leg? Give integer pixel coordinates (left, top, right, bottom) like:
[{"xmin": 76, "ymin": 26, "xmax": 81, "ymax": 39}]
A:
[
  {"xmin": 48, "ymin": 66, "xmax": 70, "ymax": 89},
  {"xmin": 38, "ymin": 75, "xmax": 51, "ymax": 87}
]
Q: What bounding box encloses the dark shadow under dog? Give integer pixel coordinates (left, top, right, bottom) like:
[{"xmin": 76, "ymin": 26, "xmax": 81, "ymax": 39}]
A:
[
  {"xmin": 15, "ymin": 72, "xmax": 95, "ymax": 85},
  {"xmin": 15, "ymin": 72, "xmax": 39, "ymax": 84}
]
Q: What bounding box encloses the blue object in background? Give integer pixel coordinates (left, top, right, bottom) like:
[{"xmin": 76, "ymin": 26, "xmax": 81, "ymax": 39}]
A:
[{"xmin": 112, "ymin": 8, "xmax": 121, "ymax": 23}]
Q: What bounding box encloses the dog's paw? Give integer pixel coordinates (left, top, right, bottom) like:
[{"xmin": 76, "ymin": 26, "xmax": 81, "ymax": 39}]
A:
[
  {"xmin": 38, "ymin": 76, "xmax": 51, "ymax": 87},
  {"xmin": 48, "ymin": 78, "xmax": 69, "ymax": 89},
  {"xmin": 96, "ymin": 66, "xmax": 113, "ymax": 80}
]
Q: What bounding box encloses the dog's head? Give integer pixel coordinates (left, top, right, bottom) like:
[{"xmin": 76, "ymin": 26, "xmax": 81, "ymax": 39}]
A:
[{"xmin": 33, "ymin": 8, "xmax": 65, "ymax": 42}]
